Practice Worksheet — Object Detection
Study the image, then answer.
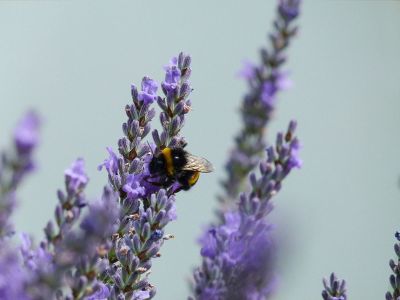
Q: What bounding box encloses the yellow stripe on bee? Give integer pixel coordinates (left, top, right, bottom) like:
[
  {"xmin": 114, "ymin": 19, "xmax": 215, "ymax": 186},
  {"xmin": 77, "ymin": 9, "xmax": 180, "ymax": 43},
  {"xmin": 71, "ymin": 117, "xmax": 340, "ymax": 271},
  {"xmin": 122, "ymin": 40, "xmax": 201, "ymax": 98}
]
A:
[
  {"xmin": 162, "ymin": 148, "xmax": 174, "ymax": 176},
  {"xmin": 188, "ymin": 172, "xmax": 200, "ymax": 186}
]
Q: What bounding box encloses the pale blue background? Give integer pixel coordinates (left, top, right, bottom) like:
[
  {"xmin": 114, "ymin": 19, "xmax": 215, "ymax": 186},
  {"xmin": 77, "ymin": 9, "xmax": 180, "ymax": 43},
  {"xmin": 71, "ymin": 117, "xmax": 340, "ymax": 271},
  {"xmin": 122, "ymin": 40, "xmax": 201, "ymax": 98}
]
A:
[{"xmin": 1, "ymin": 1, "xmax": 400, "ymax": 299}]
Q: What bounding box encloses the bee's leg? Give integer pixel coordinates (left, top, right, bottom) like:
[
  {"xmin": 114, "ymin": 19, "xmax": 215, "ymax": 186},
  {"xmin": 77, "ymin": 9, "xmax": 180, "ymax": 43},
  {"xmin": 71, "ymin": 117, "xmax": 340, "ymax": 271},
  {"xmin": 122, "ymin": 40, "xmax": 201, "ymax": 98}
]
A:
[
  {"xmin": 143, "ymin": 174, "xmax": 175, "ymax": 188},
  {"xmin": 167, "ymin": 183, "xmax": 184, "ymax": 196}
]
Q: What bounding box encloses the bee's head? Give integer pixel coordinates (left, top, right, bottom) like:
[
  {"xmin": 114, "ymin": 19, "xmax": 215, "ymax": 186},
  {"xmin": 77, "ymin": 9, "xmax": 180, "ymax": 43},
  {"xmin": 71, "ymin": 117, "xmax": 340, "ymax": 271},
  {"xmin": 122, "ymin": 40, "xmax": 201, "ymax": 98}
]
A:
[{"xmin": 149, "ymin": 155, "xmax": 166, "ymax": 175}]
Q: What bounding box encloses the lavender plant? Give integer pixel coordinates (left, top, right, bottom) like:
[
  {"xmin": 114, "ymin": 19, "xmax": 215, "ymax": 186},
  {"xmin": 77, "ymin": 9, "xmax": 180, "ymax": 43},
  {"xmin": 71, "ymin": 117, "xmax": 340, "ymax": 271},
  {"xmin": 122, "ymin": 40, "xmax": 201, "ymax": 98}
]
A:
[{"xmin": 3, "ymin": 1, "xmax": 384, "ymax": 299}]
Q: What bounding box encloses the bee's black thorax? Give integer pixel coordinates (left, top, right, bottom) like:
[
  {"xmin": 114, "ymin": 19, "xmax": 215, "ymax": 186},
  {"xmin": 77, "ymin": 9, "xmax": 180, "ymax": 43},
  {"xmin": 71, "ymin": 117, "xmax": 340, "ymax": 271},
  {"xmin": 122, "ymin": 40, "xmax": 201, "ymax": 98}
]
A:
[
  {"xmin": 149, "ymin": 151, "xmax": 167, "ymax": 175},
  {"xmin": 149, "ymin": 147, "xmax": 188, "ymax": 177},
  {"xmin": 170, "ymin": 148, "xmax": 187, "ymax": 171},
  {"xmin": 148, "ymin": 147, "xmax": 205, "ymax": 192}
]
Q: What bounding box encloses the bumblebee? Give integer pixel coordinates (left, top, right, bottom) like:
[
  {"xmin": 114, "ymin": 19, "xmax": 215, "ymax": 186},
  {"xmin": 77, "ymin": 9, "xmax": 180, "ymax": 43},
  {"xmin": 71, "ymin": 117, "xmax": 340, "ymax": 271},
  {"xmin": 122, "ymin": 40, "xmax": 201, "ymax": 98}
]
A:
[{"xmin": 149, "ymin": 147, "xmax": 213, "ymax": 191}]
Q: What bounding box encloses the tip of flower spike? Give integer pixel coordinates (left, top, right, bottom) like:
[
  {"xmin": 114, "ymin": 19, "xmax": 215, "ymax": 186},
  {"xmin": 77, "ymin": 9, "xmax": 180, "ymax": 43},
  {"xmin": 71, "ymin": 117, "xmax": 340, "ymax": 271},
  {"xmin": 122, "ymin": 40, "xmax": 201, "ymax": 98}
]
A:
[
  {"xmin": 64, "ymin": 158, "xmax": 89, "ymax": 194},
  {"xmin": 14, "ymin": 110, "xmax": 41, "ymax": 154},
  {"xmin": 278, "ymin": 0, "xmax": 301, "ymax": 22}
]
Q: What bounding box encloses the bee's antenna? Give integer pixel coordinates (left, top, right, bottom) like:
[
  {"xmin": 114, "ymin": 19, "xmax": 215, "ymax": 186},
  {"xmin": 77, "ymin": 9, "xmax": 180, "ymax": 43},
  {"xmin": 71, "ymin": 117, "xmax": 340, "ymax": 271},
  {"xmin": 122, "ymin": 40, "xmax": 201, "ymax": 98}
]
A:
[{"xmin": 147, "ymin": 141, "xmax": 155, "ymax": 156}]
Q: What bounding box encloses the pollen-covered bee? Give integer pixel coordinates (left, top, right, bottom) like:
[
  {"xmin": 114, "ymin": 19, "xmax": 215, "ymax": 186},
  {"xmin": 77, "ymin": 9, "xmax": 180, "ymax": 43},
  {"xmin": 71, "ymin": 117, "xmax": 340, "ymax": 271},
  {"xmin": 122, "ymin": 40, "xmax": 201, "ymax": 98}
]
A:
[{"xmin": 149, "ymin": 147, "xmax": 213, "ymax": 191}]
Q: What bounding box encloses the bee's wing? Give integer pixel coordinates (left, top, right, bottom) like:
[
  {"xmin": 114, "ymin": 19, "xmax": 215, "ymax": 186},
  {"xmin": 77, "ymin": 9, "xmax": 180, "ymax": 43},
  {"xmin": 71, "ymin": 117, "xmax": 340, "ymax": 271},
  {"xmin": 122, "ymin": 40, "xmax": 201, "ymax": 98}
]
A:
[{"xmin": 182, "ymin": 153, "xmax": 214, "ymax": 173}]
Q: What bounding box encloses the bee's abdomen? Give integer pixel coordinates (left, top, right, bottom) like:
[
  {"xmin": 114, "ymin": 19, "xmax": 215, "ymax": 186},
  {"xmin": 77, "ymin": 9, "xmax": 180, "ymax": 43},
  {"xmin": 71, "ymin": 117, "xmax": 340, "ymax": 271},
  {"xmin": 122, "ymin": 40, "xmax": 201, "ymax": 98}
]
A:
[{"xmin": 177, "ymin": 171, "xmax": 200, "ymax": 190}]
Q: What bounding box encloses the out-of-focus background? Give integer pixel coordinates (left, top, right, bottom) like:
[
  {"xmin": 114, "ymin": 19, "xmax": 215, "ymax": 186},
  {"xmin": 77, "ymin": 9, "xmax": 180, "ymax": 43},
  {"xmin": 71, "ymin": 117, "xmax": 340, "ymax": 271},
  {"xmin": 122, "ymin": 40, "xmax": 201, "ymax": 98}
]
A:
[{"xmin": 1, "ymin": 1, "xmax": 400, "ymax": 299}]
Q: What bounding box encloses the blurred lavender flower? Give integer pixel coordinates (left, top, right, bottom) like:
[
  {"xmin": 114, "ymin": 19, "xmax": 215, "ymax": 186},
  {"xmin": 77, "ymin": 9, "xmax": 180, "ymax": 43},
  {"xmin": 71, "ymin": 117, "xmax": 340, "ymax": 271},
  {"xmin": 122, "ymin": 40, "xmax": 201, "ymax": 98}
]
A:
[
  {"xmin": 385, "ymin": 233, "xmax": 400, "ymax": 300},
  {"xmin": 0, "ymin": 111, "xmax": 40, "ymax": 238},
  {"xmin": 19, "ymin": 158, "xmax": 91, "ymax": 299},
  {"xmin": 0, "ymin": 111, "xmax": 43, "ymax": 300},
  {"xmin": 279, "ymin": 0, "xmax": 301, "ymax": 22},
  {"xmin": 0, "ymin": 243, "xmax": 30, "ymax": 300},
  {"xmin": 20, "ymin": 234, "xmax": 52, "ymax": 273},
  {"xmin": 21, "ymin": 185, "xmax": 119, "ymax": 300},
  {"xmin": 190, "ymin": 1, "xmax": 301, "ymax": 299},
  {"xmin": 221, "ymin": 0, "xmax": 300, "ymax": 203},
  {"xmin": 321, "ymin": 273, "xmax": 347, "ymax": 300},
  {"xmin": 43, "ymin": 158, "xmax": 89, "ymax": 249},
  {"xmin": 191, "ymin": 122, "xmax": 300, "ymax": 300},
  {"xmin": 56, "ymin": 186, "xmax": 119, "ymax": 299},
  {"xmin": 13, "ymin": 110, "xmax": 41, "ymax": 157},
  {"xmin": 64, "ymin": 158, "xmax": 89, "ymax": 196}
]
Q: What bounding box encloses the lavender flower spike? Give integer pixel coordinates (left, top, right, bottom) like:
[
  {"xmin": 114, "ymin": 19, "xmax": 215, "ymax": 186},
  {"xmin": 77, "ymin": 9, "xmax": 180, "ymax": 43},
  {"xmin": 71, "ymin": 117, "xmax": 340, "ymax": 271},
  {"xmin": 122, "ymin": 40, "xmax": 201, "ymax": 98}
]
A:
[
  {"xmin": 385, "ymin": 232, "xmax": 400, "ymax": 300},
  {"xmin": 55, "ymin": 186, "xmax": 120, "ymax": 300},
  {"xmin": 0, "ymin": 111, "xmax": 40, "ymax": 238},
  {"xmin": 220, "ymin": 0, "xmax": 301, "ymax": 203},
  {"xmin": 98, "ymin": 53, "xmax": 192, "ymax": 299},
  {"xmin": 191, "ymin": 122, "xmax": 301, "ymax": 300},
  {"xmin": 20, "ymin": 158, "xmax": 90, "ymax": 299},
  {"xmin": 322, "ymin": 273, "xmax": 347, "ymax": 300}
]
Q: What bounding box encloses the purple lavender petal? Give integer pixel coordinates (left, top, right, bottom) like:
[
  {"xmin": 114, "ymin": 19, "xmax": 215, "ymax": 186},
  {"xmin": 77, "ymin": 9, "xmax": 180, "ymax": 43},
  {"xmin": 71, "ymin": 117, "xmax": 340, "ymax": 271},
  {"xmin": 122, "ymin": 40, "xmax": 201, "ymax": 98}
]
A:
[
  {"xmin": 138, "ymin": 77, "xmax": 158, "ymax": 104},
  {"xmin": 122, "ymin": 174, "xmax": 145, "ymax": 200},
  {"xmin": 64, "ymin": 158, "xmax": 89, "ymax": 195},
  {"xmin": 98, "ymin": 147, "xmax": 119, "ymax": 175}
]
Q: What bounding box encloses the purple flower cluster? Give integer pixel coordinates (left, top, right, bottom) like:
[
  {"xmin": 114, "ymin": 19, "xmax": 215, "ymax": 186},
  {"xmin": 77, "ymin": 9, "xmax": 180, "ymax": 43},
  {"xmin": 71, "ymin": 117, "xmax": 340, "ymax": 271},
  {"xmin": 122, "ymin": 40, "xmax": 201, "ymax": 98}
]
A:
[
  {"xmin": 18, "ymin": 158, "xmax": 109, "ymax": 300},
  {"xmin": 321, "ymin": 273, "xmax": 347, "ymax": 300},
  {"xmin": 191, "ymin": 122, "xmax": 301, "ymax": 299},
  {"xmin": 221, "ymin": 0, "xmax": 301, "ymax": 203},
  {"xmin": 0, "ymin": 246, "xmax": 30, "ymax": 300}
]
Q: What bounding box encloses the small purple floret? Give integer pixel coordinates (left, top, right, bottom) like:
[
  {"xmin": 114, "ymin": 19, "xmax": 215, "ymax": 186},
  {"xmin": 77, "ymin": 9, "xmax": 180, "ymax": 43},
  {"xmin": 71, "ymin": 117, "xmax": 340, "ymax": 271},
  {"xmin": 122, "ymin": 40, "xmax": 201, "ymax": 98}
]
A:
[
  {"xmin": 138, "ymin": 77, "xmax": 158, "ymax": 104},
  {"xmin": 122, "ymin": 174, "xmax": 145, "ymax": 200}
]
